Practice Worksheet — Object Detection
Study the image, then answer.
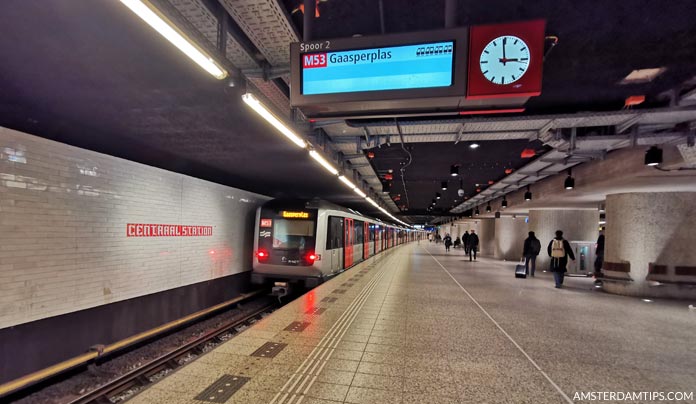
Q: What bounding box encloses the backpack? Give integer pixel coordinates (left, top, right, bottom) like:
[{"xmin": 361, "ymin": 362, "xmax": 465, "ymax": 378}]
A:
[
  {"xmin": 530, "ymin": 239, "xmax": 541, "ymax": 255},
  {"xmin": 551, "ymin": 239, "xmax": 565, "ymax": 258}
]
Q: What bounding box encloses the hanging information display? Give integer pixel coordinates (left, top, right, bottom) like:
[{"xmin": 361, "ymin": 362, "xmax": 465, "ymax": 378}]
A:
[{"xmin": 301, "ymin": 41, "xmax": 455, "ymax": 95}]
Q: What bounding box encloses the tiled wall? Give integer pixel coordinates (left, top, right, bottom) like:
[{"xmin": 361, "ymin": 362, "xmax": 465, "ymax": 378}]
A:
[{"xmin": 0, "ymin": 127, "xmax": 270, "ymax": 328}]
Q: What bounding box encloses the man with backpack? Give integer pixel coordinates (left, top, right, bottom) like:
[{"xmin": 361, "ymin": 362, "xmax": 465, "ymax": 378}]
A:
[
  {"xmin": 522, "ymin": 231, "xmax": 541, "ymax": 277},
  {"xmin": 547, "ymin": 230, "xmax": 576, "ymax": 288}
]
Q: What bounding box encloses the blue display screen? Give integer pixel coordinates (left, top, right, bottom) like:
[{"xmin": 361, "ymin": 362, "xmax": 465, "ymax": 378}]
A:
[{"xmin": 301, "ymin": 41, "xmax": 454, "ymax": 95}]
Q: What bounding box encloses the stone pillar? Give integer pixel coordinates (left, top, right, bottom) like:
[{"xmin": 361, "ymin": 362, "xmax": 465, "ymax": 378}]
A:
[
  {"xmin": 494, "ymin": 216, "xmax": 529, "ymax": 261},
  {"xmin": 478, "ymin": 219, "xmax": 496, "ymax": 257},
  {"xmin": 604, "ymin": 192, "xmax": 696, "ymax": 298},
  {"xmin": 528, "ymin": 209, "xmax": 598, "ymax": 271}
]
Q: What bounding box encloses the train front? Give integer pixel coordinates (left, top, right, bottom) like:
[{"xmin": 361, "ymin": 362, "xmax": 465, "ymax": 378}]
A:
[{"xmin": 251, "ymin": 200, "xmax": 322, "ymax": 295}]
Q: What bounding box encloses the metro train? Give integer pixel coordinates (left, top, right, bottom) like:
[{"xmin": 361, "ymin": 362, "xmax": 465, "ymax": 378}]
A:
[{"xmin": 251, "ymin": 199, "xmax": 420, "ymax": 295}]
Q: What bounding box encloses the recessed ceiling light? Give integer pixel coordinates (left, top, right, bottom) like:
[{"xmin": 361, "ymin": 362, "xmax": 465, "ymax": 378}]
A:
[
  {"xmin": 470, "ymin": 143, "xmax": 480, "ymax": 149},
  {"xmin": 619, "ymin": 67, "xmax": 666, "ymax": 85}
]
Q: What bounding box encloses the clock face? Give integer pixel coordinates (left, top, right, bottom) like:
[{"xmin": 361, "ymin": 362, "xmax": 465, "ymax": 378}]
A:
[{"xmin": 479, "ymin": 35, "xmax": 530, "ymax": 85}]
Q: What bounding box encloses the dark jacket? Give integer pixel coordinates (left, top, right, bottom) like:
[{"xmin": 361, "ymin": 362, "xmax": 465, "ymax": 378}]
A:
[
  {"xmin": 444, "ymin": 236, "xmax": 452, "ymax": 246},
  {"xmin": 467, "ymin": 233, "xmax": 479, "ymax": 249},
  {"xmin": 596, "ymin": 234, "xmax": 605, "ymax": 256},
  {"xmin": 463, "ymin": 232, "xmax": 470, "ymax": 245},
  {"xmin": 523, "ymin": 236, "xmax": 541, "ymax": 257},
  {"xmin": 547, "ymin": 238, "xmax": 575, "ymax": 272}
]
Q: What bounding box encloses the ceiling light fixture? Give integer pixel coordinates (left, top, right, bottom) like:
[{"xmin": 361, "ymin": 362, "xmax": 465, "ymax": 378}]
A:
[
  {"xmin": 470, "ymin": 143, "xmax": 480, "ymax": 149},
  {"xmin": 502, "ymin": 197, "xmax": 508, "ymax": 209},
  {"xmin": 309, "ymin": 150, "xmax": 338, "ymax": 175},
  {"xmin": 436, "ymin": 192, "xmax": 441, "ymax": 200},
  {"xmin": 524, "ymin": 185, "xmax": 532, "ymax": 201},
  {"xmin": 619, "ymin": 68, "xmax": 667, "ymax": 85},
  {"xmin": 354, "ymin": 188, "xmax": 367, "ymax": 198},
  {"xmin": 486, "ymin": 203, "xmax": 491, "ymax": 213},
  {"xmin": 564, "ymin": 168, "xmax": 575, "ymax": 190},
  {"xmin": 450, "ymin": 165, "xmax": 459, "ymax": 176},
  {"xmin": 338, "ymin": 175, "xmax": 356, "ymax": 189},
  {"xmin": 241, "ymin": 93, "xmax": 307, "ymax": 148},
  {"xmin": 441, "ymin": 181, "xmax": 448, "ymax": 190},
  {"xmin": 475, "ymin": 207, "xmax": 480, "ymax": 216},
  {"xmin": 119, "ymin": 0, "xmax": 227, "ymax": 79},
  {"xmin": 645, "ymin": 145, "xmax": 663, "ymax": 166}
]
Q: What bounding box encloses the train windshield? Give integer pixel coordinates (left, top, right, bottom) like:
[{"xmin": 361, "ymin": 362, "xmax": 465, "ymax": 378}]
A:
[{"xmin": 272, "ymin": 219, "xmax": 315, "ymax": 250}]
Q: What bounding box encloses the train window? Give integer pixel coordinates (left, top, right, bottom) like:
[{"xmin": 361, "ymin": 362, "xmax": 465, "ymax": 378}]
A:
[
  {"xmin": 273, "ymin": 219, "xmax": 315, "ymax": 250},
  {"xmin": 369, "ymin": 225, "xmax": 375, "ymax": 242},
  {"xmin": 354, "ymin": 220, "xmax": 363, "ymax": 244},
  {"xmin": 327, "ymin": 216, "xmax": 343, "ymax": 249}
]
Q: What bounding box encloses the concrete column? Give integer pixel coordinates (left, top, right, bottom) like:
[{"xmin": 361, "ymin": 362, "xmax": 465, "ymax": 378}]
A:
[
  {"xmin": 528, "ymin": 209, "xmax": 598, "ymax": 271},
  {"xmin": 478, "ymin": 219, "xmax": 496, "ymax": 257},
  {"xmin": 604, "ymin": 192, "xmax": 696, "ymax": 298},
  {"xmin": 494, "ymin": 216, "xmax": 529, "ymax": 261}
]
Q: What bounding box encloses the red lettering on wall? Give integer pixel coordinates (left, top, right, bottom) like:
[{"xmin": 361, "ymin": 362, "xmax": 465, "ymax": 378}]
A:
[{"xmin": 126, "ymin": 224, "xmax": 214, "ymax": 237}]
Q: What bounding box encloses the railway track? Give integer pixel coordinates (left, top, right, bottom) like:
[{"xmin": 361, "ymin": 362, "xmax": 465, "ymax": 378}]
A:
[{"xmin": 67, "ymin": 303, "xmax": 276, "ymax": 404}]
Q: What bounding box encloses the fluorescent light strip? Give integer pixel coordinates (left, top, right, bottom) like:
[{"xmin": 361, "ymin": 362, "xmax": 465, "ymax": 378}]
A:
[
  {"xmin": 365, "ymin": 197, "xmax": 379, "ymax": 207},
  {"xmin": 309, "ymin": 150, "xmax": 338, "ymax": 175},
  {"xmin": 338, "ymin": 175, "xmax": 356, "ymax": 189},
  {"xmin": 119, "ymin": 0, "xmax": 226, "ymax": 79},
  {"xmin": 354, "ymin": 188, "xmax": 367, "ymax": 198},
  {"xmin": 241, "ymin": 93, "xmax": 307, "ymax": 148}
]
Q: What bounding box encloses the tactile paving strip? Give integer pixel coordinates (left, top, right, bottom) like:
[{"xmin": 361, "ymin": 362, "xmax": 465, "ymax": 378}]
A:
[
  {"xmin": 250, "ymin": 342, "xmax": 287, "ymax": 358},
  {"xmin": 305, "ymin": 307, "xmax": 326, "ymax": 315},
  {"xmin": 284, "ymin": 321, "xmax": 311, "ymax": 332},
  {"xmin": 194, "ymin": 374, "xmax": 249, "ymax": 403}
]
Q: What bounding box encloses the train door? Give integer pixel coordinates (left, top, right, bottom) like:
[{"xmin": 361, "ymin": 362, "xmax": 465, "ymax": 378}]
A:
[
  {"xmin": 363, "ymin": 222, "xmax": 370, "ymax": 259},
  {"xmin": 344, "ymin": 217, "xmax": 353, "ymax": 268},
  {"xmin": 328, "ymin": 216, "xmax": 343, "ymax": 273}
]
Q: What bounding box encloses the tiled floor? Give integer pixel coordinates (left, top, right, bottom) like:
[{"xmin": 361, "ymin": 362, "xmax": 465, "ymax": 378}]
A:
[{"xmin": 129, "ymin": 244, "xmax": 696, "ymax": 404}]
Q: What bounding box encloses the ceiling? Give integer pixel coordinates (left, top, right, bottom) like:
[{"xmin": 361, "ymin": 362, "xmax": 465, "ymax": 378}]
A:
[{"xmin": 1, "ymin": 0, "xmax": 696, "ymax": 224}]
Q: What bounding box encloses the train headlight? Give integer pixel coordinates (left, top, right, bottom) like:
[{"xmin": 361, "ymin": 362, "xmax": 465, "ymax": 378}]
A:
[{"xmin": 256, "ymin": 250, "xmax": 269, "ymax": 261}]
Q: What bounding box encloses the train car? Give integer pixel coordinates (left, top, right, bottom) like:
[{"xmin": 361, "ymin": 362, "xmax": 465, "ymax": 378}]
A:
[{"xmin": 251, "ymin": 199, "xmax": 416, "ymax": 296}]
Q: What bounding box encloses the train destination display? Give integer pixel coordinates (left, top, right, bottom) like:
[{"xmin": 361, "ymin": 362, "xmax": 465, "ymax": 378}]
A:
[{"xmin": 301, "ymin": 41, "xmax": 454, "ymax": 95}]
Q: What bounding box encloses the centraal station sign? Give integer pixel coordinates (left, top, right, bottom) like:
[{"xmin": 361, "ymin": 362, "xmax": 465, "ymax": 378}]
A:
[{"xmin": 126, "ymin": 223, "xmax": 213, "ymax": 237}]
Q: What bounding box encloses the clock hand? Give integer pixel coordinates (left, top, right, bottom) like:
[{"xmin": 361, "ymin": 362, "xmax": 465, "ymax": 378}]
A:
[{"xmin": 502, "ymin": 37, "xmax": 507, "ymax": 65}]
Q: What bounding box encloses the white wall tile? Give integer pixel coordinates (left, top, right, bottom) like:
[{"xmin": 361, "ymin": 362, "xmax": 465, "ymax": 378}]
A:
[{"xmin": 0, "ymin": 127, "xmax": 270, "ymax": 328}]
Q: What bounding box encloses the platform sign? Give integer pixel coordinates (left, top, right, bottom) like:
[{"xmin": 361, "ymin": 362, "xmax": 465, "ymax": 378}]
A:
[
  {"xmin": 290, "ymin": 28, "xmax": 470, "ymax": 117},
  {"xmin": 301, "ymin": 41, "xmax": 454, "ymax": 95}
]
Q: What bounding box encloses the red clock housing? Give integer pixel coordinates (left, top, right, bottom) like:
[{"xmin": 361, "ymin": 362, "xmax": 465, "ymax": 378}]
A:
[{"xmin": 467, "ymin": 20, "xmax": 546, "ymax": 99}]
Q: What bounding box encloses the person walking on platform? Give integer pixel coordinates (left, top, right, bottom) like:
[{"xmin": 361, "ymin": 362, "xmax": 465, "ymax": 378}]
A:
[
  {"xmin": 463, "ymin": 231, "xmax": 470, "ymax": 254},
  {"xmin": 594, "ymin": 229, "xmax": 605, "ymax": 283},
  {"xmin": 428, "ymin": 233, "xmax": 433, "ymax": 243},
  {"xmin": 547, "ymin": 230, "xmax": 575, "ymax": 288},
  {"xmin": 522, "ymin": 231, "xmax": 541, "ymax": 277},
  {"xmin": 467, "ymin": 230, "xmax": 479, "ymax": 261},
  {"xmin": 444, "ymin": 233, "xmax": 452, "ymax": 252}
]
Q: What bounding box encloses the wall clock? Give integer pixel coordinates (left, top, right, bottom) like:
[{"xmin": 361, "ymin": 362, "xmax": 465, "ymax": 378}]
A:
[
  {"xmin": 479, "ymin": 35, "xmax": 530, "ymax": 85},
  {"xmin": 467, "ymin": 20, "xmax": 545, "ymax": 99}
]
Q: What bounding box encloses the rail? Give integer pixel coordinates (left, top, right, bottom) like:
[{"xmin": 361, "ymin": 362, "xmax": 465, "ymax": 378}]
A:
[{"xmin": 0, "ymin": 289, "xmax": 266, "ymax": 399}]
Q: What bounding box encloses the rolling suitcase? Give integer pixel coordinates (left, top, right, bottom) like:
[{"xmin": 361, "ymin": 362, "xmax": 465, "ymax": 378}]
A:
[{"xmin": 515, "ymin": 259, "xmax": 527, "ymax": 279}]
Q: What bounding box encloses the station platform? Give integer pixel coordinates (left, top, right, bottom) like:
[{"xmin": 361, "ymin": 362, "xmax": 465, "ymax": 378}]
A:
[{"xmin": 128, "ymin": 243, "xmax": 696, "ymax": 404}]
